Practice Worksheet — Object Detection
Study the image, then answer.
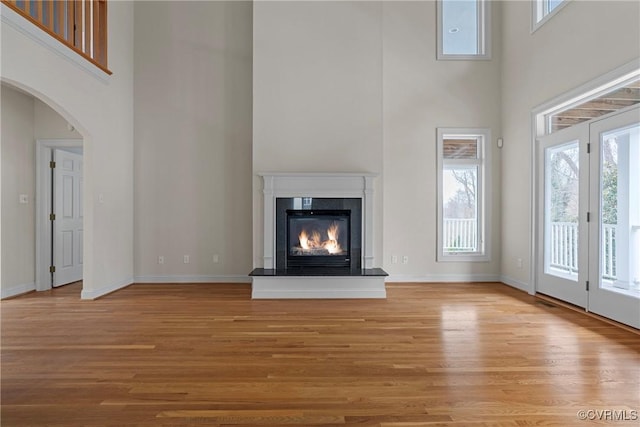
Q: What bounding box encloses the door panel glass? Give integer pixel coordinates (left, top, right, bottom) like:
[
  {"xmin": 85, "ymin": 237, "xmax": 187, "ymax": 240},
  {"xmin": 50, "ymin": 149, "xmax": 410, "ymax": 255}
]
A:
[
  {"xmin": 599, "ymin": 124, "xmax": 640, "ymax": 297},
  {"xmin": 545, "ymin": 141, "xmax": 580, "ymax": 280}
]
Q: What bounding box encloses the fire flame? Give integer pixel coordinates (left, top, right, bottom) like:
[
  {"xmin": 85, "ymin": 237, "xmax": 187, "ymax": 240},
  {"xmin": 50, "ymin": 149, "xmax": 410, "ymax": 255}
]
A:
[
  {"xmin": 299, "ymin": 229, "xmax": 310, "ymax": 249},
  {"xmin": 297, "ymin": 221, "xmax": 343, "ymax": 254},
  {"xmin": 324, "ymin": 222, "xmax": 341, "ymax": 254}
]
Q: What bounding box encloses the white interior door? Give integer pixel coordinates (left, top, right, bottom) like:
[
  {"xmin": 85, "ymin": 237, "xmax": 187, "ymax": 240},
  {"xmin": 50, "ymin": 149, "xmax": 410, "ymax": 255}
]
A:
[
  {"xmin": 588, "ymin": 107, "xmax": 640, "ymax": 328},
  {"xmin": 53, "ymin": 149, "xmax": 83, "ymax": 287},
  {"xmin": 537, "ymin": 123, "xmax": 589, "ymax": 307}
]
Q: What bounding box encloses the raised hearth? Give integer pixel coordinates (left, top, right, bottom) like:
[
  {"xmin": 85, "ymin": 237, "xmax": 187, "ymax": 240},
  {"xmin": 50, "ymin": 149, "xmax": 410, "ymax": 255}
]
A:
[{"xmin": 250, "ymin": 268, "xmax": 388, "ymax": 299}]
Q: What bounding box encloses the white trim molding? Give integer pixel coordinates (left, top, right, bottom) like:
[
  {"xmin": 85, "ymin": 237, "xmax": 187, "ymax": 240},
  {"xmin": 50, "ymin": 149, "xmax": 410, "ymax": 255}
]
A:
[
  {"xmin": 135, "ymin": 275, "xmax": 252, "ymax": 284},
  {"xmin": 258, "ymin": 172, "xmax": 379, "ymax": 269},
  {"xmin": 80, "ymin": 277, "xmax": 132, "ymax": 300},
  {"xmin": 386, "ymin": 274, "xmax": 500, "ymax": 283},
  {"xmin": 35, "ymin": 139, "xmax": 83, "ymax": 292},
  {"xmin": 500, "ymin": 275, "xmax": 530, "ymax": 293},
  {"xmin": 1, "ymin": 282, "xmax": 36, "ymax": 299}
]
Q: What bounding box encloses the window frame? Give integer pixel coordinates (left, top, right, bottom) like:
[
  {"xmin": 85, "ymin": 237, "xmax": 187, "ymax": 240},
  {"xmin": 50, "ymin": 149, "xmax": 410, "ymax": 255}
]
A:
[
  {"xmin": 436, "ymin": 128, "xmax": 492, "ymax": 262},
  {"xmin": 531, "ymin": 0, "xmax": 570, "ymax": 33},
  {"xmin": 436, "ymin": 0, "xmax": 491, "ymax": 61}
]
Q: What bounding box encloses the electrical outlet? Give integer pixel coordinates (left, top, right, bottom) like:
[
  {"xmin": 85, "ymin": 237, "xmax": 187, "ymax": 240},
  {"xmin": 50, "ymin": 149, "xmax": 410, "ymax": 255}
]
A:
[
  {"xmin": 19, "ymin": 194, "xmax": 28, "ymax": 204},
  {"xmin": 183, "ymin": 255, "xmax": 190, "ymax": 264},
  {"xmin": 158, "ymin": 256, "xmax": 164, "ymax": 264},
  {"xmin": 517, "ymin": 258, "xmax": 523, "ymax": 269},
  {"xmin": 391, "ymin": 255, "xmax": 398, "ymax": 264},
  {"xmin": 402, "ymin": 256, "xmax": 409, "ymax": 265},
  {"xmin": 213, "ymin": 254, "xmax": 219, "ymax": 263}
]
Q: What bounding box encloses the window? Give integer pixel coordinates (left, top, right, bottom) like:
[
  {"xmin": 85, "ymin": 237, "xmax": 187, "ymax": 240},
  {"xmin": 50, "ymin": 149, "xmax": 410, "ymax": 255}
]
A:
[
  {"xmin": 532, "ymin": 0, "xmax": 569, "ymax": 32},
  {"xmin": 437, "ymin": 0, "xmax": 491, "ymax": 60},
  {"xmin": 437, "ymin": 128, "xmax": 491, "ymax": 261}
]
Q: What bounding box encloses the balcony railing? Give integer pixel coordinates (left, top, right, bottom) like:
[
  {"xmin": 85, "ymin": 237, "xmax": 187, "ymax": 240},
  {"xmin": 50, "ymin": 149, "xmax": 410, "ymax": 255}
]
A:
[
  {"xmin": 2, "ymin": 0, "xmax": 109, "ymax": 73},
  {"xmin": 444, "ymin": 219, "xmax": 617, "ymax": 280},
  {"xmin": 549, "ymin": 222, "xmax": 617, "ymax": 280},
  {"xmin": 443, "ymin": 218, "xmax": 477, "ymax": 252}
]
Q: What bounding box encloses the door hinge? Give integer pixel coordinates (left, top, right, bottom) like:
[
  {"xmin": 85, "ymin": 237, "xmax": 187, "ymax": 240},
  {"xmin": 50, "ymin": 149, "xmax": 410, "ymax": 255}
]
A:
[
  {"xmin": 587, "ymin": 143, "xmax": 591, "ymax": 154},
  {"xmin": 587, "ymin": 212, "xmax": 591, "ymax": 222},
  {"xmin": 49, "ymin": 266, "xmax": 56, "ymax": 274},
  {"xmin": 586, "ymin": 281, "xmax": 590, "ymax": 291},
  {"xmin": 50, "ymin": 161, "xmax": 56, "ymax": 168},
  {"xmin": 50, "ymin": 213, "xmax": 56, "ymax": 221}
]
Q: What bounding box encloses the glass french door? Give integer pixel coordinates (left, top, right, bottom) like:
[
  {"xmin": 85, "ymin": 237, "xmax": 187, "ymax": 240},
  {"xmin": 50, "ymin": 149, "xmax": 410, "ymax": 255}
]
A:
[
  {"xmin": 537, "ymin": 123, "xmax": 589, "ymax": 307},
  {"xmin": 588, "ymin": 108, "xmax": 640, "ymax": 328},
  {"xmin": 537, "ymin": 106, "xmax": 640, "ymax": 328}
]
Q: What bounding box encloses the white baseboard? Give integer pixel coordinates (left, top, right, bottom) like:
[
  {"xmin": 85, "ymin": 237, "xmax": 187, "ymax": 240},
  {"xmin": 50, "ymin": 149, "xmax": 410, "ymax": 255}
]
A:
[
  {"xmin": 1, "ymin": 282, "xmax": 36, "ymax": 299},
  {"xmin": 499, "ymin": 275, "xmax": 532, "ymax": 294},
  {"xmin": 81, "ymin": 277, "xmax": 133, "ymax": 300},
  {"xmin": 386, "ymin": 274, "xmax": 501, "ymax": 283},
  {"xmin": 134, "ymin": 275, "xmax": 252, "ymax": 284}
]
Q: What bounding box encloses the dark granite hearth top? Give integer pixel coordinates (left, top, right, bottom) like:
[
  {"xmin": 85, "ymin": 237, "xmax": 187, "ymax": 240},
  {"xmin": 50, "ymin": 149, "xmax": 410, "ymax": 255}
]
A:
[{"xmin": 250, "ymin": 268, "xmax": 388, "ymax": 277}]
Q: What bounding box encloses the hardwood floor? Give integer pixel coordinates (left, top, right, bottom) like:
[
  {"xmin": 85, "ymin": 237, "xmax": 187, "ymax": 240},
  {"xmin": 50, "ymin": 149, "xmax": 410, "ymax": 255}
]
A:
[{"xmin": 1, "ymin": 282, "xmax": 639, "ymax": 426}]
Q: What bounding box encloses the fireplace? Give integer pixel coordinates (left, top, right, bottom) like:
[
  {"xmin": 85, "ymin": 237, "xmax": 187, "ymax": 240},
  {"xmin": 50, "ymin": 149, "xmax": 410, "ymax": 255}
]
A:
[
  {"xmin": 275, "ymin": 197, "xmax": 362, "ymax": 271},
  {"xmin": 286, "ymin": 209, "xmax": 351, "ymax": 268},
  {"xmin": 251, "ymin": 173, "xmax": 387, "ymax": 299}
]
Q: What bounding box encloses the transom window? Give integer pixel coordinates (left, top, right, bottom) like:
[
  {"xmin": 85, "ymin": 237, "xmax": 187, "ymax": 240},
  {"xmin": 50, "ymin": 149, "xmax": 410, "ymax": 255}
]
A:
[
  {"xmin": 532, "ymin": 0, "xmax": 569, "ymax": 32},
  {"xmin": 437, "ymin": 0, "xmax": 490, "ymax": 60}
]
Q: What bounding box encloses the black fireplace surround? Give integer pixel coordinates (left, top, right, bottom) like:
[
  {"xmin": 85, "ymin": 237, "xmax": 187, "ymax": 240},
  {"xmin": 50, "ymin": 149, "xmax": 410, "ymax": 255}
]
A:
[{"xmin": 276, "ymin": 198, "xmax": 362, "ymax": 271}]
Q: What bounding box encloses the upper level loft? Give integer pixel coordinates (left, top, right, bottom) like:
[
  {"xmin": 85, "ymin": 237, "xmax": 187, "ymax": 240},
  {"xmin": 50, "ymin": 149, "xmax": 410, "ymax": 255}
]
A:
[{"xmin": 2, "ymin": 0, "xmax": 110, "ymax": 74}]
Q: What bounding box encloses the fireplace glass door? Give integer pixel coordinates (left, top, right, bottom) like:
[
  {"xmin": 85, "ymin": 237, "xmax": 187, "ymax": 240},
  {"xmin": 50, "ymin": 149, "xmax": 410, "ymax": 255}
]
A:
[{"xmin": 286, "ymin": 210, "xmax": 351, "ymax": 268}]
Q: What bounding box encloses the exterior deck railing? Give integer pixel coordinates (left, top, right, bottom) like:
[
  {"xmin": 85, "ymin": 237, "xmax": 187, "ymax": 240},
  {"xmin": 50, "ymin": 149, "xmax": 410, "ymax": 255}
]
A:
[
  {"xmin": 444, "ymin": 219, "xmax": 617, "ymax": 280},
  {"xmin": 549, "ymin": 222, "xmax": 617, "ymax": 280},
  {"xmin": 443, "ymin": 218, "xmax": 477, "ymax": 252}
]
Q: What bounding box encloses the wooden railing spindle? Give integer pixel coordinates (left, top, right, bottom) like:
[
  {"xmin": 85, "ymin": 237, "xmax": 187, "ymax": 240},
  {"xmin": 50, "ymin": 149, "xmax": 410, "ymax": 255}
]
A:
[
  {"xmin": 2, "ymin": 0, "xmax": 109, "ymax": 73},
  {"xmin": 47, "ymin": 1, "xmax": 54, "ymax": 32},
  {"xmin": 83, "ymin": 0, "xmax": 90, "ymax": 55},
  {"xmin": 55, "ymin": 1, "xmax": 64, "ymax": 37},
  {"xmin": 66, "ymin": 0, "xmax": 74, "ymax": 44}
]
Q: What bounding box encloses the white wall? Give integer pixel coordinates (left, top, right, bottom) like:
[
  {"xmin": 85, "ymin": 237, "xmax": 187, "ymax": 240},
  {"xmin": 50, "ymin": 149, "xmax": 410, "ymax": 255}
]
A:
[
  {"xmin": 253, "ymin": 1, "xmax": 502, "ymax": 280},
  {"xmin": 1, "ymin": 1, "xmax": 135, "ymax": 298},
  {"xmin": 252, "ymin": 1, "xmax": 385, "ymax": 267},
  {"xmin": 1, "ymin": 86, "xmax": 35, "ymax": 296},
  {"xmin": 134, "ymin": 1, "xmax": 253, "ymax": 281},
  {"xmin": 34, "ymin": 99, "xmax": 82, "ymax": 140},
  {"xmin": 500, "ymin": 0, "xmax": 640, "ymax": 291},
  {"xmin": 382, "ymin": 1, "xmax": 502, "ymax": 281}
]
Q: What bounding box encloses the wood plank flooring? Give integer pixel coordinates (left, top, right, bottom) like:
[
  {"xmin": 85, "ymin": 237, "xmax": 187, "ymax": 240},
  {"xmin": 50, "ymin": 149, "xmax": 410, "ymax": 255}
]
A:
[{"xmin": 1, "ymin": 282, "xmax": 639, "ymax": 426}]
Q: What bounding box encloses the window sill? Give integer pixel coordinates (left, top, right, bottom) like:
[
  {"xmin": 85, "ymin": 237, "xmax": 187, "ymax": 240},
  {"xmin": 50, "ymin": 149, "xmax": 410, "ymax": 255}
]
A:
[{"xmin": 438, "ymin": 254, "xmax": 491, "ymax": 263}]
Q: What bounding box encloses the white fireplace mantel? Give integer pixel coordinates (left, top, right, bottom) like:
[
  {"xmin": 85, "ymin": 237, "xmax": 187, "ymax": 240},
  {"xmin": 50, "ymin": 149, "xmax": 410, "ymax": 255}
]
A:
[
  {"xmin": 258, "ymin": 172, "xmax": 378, "ymax": 270},
  {"xmin": 253, "ymin": 172, "xmax": 386, "ymax": 299}
]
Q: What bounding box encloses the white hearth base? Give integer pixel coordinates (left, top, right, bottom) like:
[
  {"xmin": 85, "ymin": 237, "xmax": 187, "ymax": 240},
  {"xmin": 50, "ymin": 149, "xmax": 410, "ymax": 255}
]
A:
[{"xmin": 251, "ymin": 276, "xmax": 386, "ymax": 299}]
